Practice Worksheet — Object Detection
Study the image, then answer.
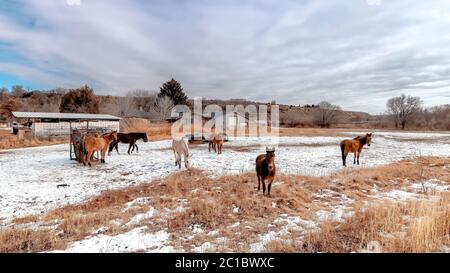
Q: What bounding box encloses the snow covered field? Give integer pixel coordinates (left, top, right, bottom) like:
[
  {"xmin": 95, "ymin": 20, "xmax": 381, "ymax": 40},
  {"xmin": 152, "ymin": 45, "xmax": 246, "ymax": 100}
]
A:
[{"xmin": 0, "ymin": 131, "xmax": 449, "ymax": 225}]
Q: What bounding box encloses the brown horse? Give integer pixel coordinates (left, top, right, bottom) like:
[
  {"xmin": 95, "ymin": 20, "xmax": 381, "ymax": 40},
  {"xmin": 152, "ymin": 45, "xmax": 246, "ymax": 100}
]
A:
[
  {"xmin": 208, "ymin": 134, "xmax": 224, "ymax": 154},
  {"xmin": 83, "ymin": 131, "xmax": 118, "ymax": 166},
  {"xmin": 256, "ymin": 147, "xmax": 276, "ymax": 196},
  {"xmin": 340, "ymin": 133, "xmax": 373, "ymax": 167},
  {"xmin": 108, "ymin": 132, "xmax": 148, "ymax": 155}
]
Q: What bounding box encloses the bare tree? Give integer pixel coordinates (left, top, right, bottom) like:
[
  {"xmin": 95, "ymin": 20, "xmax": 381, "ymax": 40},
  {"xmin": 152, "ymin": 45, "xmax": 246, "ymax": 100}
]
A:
[
  {"xmin": 0, "ymin": 87, "xmax": 9, "ymax": 102},
  {"xmin": 11, "ymin": 85, "xmax": 25, "ymax": 98},
  {"xmin": 386, "ymin": 94, "xmax": 422, "ymax": 129},
  {"xmin": 154, "ymin": 95, "xmax": 174, "ymax": 121},
  {"xmin": 117, "ymin": 93, "xmax": 136, "ymax": 117},
  {"xmin": 129, "ymin": 90, "xmax": 157, "ymax": 112},
  {"xmin": 315, "ymin": 101, "xmax": 342, "ymax": 128}
]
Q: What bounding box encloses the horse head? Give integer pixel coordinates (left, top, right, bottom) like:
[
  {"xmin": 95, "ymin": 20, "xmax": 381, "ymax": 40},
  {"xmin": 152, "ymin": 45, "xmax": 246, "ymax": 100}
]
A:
[
  {"xmin": 110, "ymin": 130, "xmax": 118, "ymax": 141},
  {"xmin": 366, "ymin": 133, "xmax": 373, "ymax": 146},
  {"xmin": 142, "ymin": 133, "xmax": 149, "ymax": 142},
  {"xmin": 185, "ymin": 153, "xmax": 193, "ymax": 169},
  {"xmin": 265, "ymin": 147, "xmax": 276, "ymax": 172}
]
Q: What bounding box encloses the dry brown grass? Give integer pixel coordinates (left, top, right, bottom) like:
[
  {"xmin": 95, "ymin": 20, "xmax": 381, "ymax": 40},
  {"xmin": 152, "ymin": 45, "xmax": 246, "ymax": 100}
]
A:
[
  {"xmin": 148, "ymin": 122, "xmax": 171, "ymax": 141},
  {"xmin": 1, "ymin": 156, "xmax": 449, "ymax": 253},
  {"xmin": 278, "ymin": 128, "xmax": 351, "ymax": 137},
  {"xmin": 298, "ymin": 193, "xmax": 450, "ymax": 253},
  {"xmin": 0, "ymin": 135, "xmax": 69, "ymax": 150}
]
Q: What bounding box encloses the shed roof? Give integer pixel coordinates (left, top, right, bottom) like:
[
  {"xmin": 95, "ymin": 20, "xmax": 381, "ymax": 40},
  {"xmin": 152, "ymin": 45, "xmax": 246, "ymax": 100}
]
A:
[{"xmin": 12, "ymin": 112, "xmax": 121, "ymax": 121}]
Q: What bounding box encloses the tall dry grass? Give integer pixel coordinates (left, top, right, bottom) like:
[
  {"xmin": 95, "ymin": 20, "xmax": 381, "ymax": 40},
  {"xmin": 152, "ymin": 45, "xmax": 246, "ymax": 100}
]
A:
[{"xmin": 289, "ymin": 193, "xmax": 450, "ymax": 253}]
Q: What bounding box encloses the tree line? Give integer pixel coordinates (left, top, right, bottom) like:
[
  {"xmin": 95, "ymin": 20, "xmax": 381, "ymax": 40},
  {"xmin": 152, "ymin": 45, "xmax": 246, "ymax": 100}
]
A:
[
  {"xmin": 0, "ymin": 78, "xmax": 188, "ymax": 122},
  {"xmin": 1, "ymin": 82, "xmax": 449, "ymax": 130}
]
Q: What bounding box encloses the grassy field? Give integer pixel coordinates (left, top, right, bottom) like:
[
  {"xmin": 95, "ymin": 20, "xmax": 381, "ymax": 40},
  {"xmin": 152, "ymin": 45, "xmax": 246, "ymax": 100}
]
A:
[{"xmin": 1, "ymin": 156, "xmax": 449, "ymax": 253}]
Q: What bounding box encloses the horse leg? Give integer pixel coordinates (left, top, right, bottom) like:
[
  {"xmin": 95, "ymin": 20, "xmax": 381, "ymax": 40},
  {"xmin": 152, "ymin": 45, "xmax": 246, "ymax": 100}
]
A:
[
  {"xmin": 114, "ymin": 141, "xmax": 119, "ymax": 154},
  {"xmin": 87, "ymin": 150, "xmax": 94, "ymax": 167},
  {"xmin": 257, "ymin": 175, "xmax": 261, "ymax": 192},
  {"xmin": 343, "ymin": 151, "xmax": 348, "ymax": 167},
  {"xmin": 262, "ymin": 178, "xmax": 266, "ymax": 195},
  {"xmin": 83, "ymin": 149, "xmax": 87, "ymax": 166},
  {"xmin": 353, "ymin": 152, "xmax": 357, "ymax": 165},
  {"xmin": 357, "ymin": 152, "xmax": 360, "ymax": 165},
  {"xmin": 101, "ymin": 149, "xmax": 106, "ymax": 163},
  {"xmin": 268, "ymin": 178, "xmax": 274, "ymax": 196},
  {"xmin": 134, "ymin": 144, "xmax": 139, "ymax": 153}
]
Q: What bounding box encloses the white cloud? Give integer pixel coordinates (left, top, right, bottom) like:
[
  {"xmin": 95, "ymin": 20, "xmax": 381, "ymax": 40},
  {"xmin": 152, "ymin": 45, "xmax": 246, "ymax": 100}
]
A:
[{"xmin": 0, "ymin": 0, "xmax": 450, "ymax": 113}]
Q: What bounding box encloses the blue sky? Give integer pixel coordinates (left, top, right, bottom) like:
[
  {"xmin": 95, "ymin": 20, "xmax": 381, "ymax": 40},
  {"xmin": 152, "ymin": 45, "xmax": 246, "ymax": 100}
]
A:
[{"xmin": 1, "ymin": 0, "xmax": 450, "ymax": 113}]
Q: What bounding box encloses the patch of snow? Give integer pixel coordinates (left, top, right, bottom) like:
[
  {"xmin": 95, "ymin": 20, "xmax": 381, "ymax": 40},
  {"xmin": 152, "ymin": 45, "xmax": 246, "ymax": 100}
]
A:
[
  {"xmin": 193, "ymin": 242, "xmax": 214, "ymax": 253},
  {"xmin": 316, "ymin": 206, "xmax": 354, "ymax": 222},
  {"xmin": 229, "ymin": 222, "xmax": 240, "ymax": 228},
  {"xmin": 207, "ymin": 230, "xmax": 219, "ymax": 236},
  {"xmin": 190, "ymin": 224, "xmax": 204, "ymax": 234},
  {"xmin": 373, "ymin": 190, "xmax": 419, "ymax": 202},
  {"xmin": 54, "ymin": 227, "xmax": 176, "ymax": 253},
  {"xmin": 410, "ymin": 181, "xmax": 449, "ymax": 193},
  {"xmin": 215, "ymin": 237, "xmax": 228, "ymax": 243},
  {"xmin": 123, "ymin": 197, "xmax": 151, "ymax": 212},
  {"xmin": 250, "ymin": 216, "xmax": 316, "ymax": 252},
  {"xmin": 125, "ymin": 207, "xmax": 158, "ymax": 226},
  {"xmin": 109, "ymin": 219, "xmax": 122, "ymax": 226}
]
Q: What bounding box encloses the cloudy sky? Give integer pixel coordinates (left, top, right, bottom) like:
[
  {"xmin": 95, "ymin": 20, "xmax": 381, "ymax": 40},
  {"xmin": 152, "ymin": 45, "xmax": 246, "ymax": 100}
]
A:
[{"xmin": 1, "ymin": 0, "xmax": 450, "ymax": 113}]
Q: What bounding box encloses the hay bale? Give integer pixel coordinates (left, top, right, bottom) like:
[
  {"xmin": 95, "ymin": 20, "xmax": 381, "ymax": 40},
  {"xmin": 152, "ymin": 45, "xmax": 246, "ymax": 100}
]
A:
[{"xmin": 119, "ymin": 117, "xmax": 151, "ymax": 133}]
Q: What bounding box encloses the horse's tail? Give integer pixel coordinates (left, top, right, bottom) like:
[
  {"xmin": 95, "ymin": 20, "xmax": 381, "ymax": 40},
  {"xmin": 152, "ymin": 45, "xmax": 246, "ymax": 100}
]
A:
[
  {"xmin": 340, "ymin": 141, "xmax": 346, "ymax": 165},
  {"xmin": 109, "ymin": 141, "xmax": 115, "ymax": 153}
]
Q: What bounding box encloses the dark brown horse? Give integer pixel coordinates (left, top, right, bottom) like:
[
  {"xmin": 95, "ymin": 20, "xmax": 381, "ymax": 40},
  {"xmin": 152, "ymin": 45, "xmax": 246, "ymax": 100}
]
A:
[
  {"xmin": 340, "ymin": 133, "xmax": 373, "ymax": 166},
  {"xmin": 83, "ymin": 131, "xmax": 117, "ymax": 167},
  {"xmin": 109, "ymin": 132, "xmax": 148, "ymax": 155},
  {"xmin": 256, "ymin": 147, "xmax": 276, "ymax": 196}
]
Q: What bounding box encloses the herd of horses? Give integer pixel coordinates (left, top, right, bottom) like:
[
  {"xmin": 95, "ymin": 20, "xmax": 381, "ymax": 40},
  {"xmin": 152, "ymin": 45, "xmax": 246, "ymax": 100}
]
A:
[{"xmin": 80, "ymin": 130, "xmax": 373, "ymax": 196}]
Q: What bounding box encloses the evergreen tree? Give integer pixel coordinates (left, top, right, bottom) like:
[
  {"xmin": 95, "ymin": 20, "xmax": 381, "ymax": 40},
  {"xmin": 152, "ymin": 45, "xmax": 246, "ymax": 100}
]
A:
[{"xmin": 158, "ymin": 78, "xmax": 189, "ymax": 106}]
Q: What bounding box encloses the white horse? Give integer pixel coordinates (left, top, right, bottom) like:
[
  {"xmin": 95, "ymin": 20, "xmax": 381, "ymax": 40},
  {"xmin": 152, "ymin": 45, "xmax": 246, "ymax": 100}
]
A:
[{"xmin": 171, "ymin": 138, "xmax": 193, "ymax": 169}]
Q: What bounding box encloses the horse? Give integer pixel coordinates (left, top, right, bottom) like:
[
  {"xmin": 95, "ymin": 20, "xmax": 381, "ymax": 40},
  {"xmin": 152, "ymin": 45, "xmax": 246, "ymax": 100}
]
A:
[
  {"xmin": 340, "ymin": 133, "xmax": 373, "ymax": 167},
  {"xmin": 256, "ymin": 147, "xmax": 276, "ymax": 196},
  {"xmin": 108, "ymin": 132, "xmax": 148, "ymax": 155},
  {"xmin": 208, "ymin": 133, "xmax": 224, "ymax": 154},
  {"xmin": 83, "ymin": 131, "xmax": 118, "ymax": 167},
  {"xmin": 172, "ymin": 138, "xmax": 193, "ymax": 169}
]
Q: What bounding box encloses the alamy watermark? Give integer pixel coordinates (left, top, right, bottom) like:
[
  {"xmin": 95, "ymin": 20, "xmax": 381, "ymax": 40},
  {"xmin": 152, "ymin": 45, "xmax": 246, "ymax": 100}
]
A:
[{"xmin": 170, "ymin": 98, "xmax": 280, "ymax": 149}]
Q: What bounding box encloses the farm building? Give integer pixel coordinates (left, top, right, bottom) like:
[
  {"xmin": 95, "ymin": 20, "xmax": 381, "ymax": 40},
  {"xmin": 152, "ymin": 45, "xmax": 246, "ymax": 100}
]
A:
[{"xmin": 12, "ymin": 112, "xmax": 121, "ymax": 138}]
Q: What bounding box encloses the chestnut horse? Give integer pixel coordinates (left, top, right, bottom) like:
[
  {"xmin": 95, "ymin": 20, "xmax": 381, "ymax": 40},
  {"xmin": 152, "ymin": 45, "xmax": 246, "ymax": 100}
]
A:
[
  {"xmin": 83, "ymin": 131, "xmax": 117, "ymax": 166},
  {"xmin": 256, "ymin": 147, "xmax": 276, "ymax": 196},
  {"xmin": 208, "ymin": 133, "xmax": 224, "ymax": 154},
  {"xmin": 340, "ymin": 133, "xmax": 373, "ymax": 167}
]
